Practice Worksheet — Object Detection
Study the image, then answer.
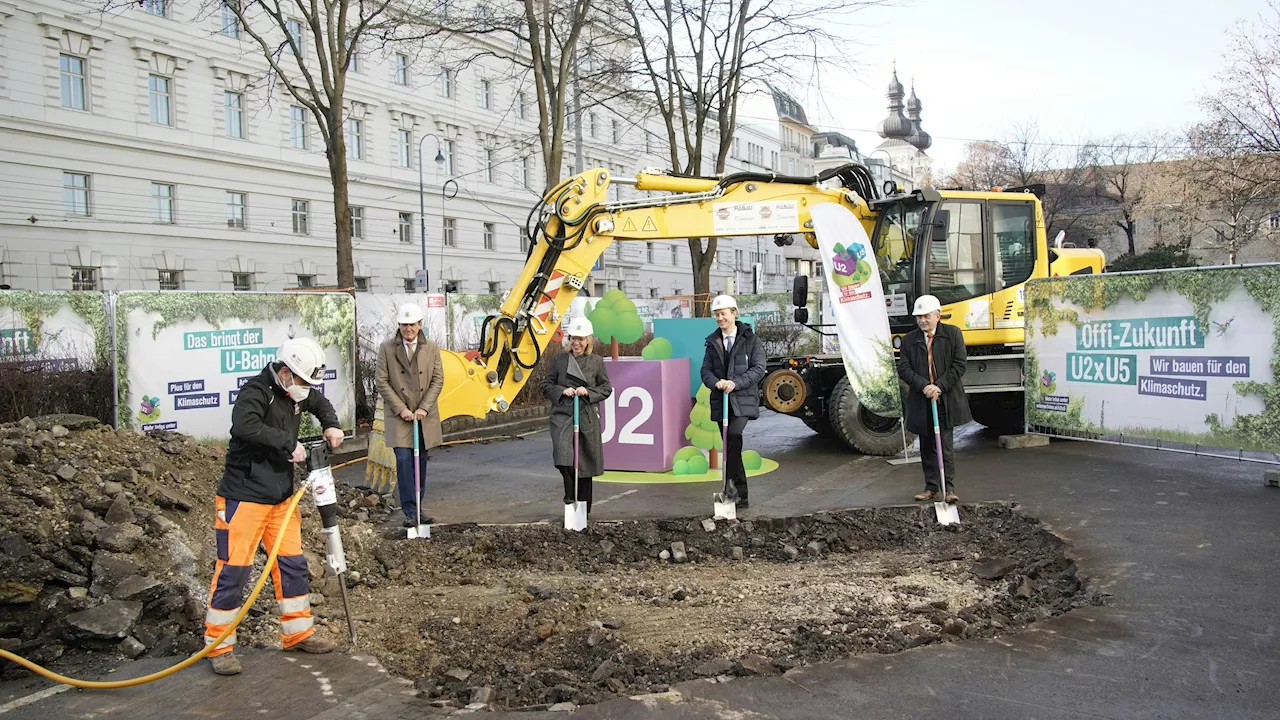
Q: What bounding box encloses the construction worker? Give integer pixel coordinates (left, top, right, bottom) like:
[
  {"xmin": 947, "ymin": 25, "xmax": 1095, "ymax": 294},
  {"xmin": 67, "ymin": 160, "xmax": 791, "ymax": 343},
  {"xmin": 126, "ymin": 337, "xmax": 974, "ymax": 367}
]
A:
[
  {"xmin": 541, "ymin": 318, "xmax": 612, "ymax": 513},
  {"xmin": 205, "ymin": 337, "xmax": 344, "ymax": 676},
  {"xmin": 896, "ymin": 294, "xmax": 971, "ymax": 503},
  {"xmin": 700, "ymin": 295, "xmax": 766, "ymax": 508},
  {"xmin": 375, "ymin": 302, "xmax": 444, "ymax": 527}
]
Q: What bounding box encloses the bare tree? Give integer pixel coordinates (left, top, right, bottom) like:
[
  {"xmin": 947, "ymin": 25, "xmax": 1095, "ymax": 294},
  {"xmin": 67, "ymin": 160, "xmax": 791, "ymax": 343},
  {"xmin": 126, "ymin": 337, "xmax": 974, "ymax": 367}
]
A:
[
  {"xmin": 622, "ymin": 0, "xmax": 887, "ymax": 315},
  {"xmin": 1203, "ymin": 0, "xmax": 1280, "ymax": 154},
  {"xmin": 1090, "ymin": 134, "xmax": 1171, "ymax": 257},
  {"xmin": 942, "ymin": 140, "xmax": 1017, "ymax": 191}
]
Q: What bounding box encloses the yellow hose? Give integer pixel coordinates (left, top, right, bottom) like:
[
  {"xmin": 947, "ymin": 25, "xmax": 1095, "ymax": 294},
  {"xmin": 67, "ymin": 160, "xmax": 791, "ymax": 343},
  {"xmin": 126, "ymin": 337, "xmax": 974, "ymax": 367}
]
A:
[{"xmin": 0, "ymin": 485, "xmax": 309, "ymax": 689}]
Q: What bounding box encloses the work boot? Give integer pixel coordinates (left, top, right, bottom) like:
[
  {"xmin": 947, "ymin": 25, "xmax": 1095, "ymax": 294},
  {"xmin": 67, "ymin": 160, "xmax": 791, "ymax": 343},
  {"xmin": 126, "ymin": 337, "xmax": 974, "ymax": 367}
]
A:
[
  {"xmin": 208, "ymin": 651, "xmax": 242, "ymax": 676},
  {"xmin": 945, "ymin": 492, "xmax": 960, "ymax": 503},
  {"xmin": 914, "ymin": 491, "xmax": 937, "ymax": 501},
  {"xmin": 285, "ymin": 635, "xmax": 336, "ymax": 654}
]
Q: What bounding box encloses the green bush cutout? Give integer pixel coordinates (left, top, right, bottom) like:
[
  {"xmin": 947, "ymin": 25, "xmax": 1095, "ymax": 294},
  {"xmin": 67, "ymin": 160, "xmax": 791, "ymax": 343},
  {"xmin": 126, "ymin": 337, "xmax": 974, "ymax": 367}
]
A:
[
  {"xmin": 743, "ymin": 450, "xmax": 763, "ymax": 471},
  {"xmin": 589, "ymin": 289, "xmax": 644, "ymax": 344},
  {"xmin": 641, "ymin": 337, "xmax": 673, "ymax": 360}
]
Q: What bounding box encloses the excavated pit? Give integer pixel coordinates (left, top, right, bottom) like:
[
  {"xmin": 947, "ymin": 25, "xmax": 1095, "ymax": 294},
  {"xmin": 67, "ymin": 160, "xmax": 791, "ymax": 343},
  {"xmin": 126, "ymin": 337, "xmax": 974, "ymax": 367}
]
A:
[{"xmin": 0, "ymin": 418, "xmax": 1101, "ymax": 711}]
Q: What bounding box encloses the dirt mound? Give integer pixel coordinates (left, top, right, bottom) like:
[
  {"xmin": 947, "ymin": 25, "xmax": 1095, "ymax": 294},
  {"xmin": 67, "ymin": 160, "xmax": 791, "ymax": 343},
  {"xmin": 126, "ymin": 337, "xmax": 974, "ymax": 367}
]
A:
[{"xmin": 333, "ymin": 505, "xmax": 1103, "ymax": 711}]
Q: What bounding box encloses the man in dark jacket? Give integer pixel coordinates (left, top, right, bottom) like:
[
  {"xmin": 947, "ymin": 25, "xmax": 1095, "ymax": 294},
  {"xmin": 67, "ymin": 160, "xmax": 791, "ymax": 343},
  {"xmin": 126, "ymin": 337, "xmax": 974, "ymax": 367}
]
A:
[
  {"xmin": 700, "ymin": 294, "xmax": 767, "ymax": 508},
  {"xmin": 204, "ymin": 338, "xmax": 344, "ymax": 676},
  {"xmin": 896, "ymin": 294, "xmax": 971, "ymax": 503}
]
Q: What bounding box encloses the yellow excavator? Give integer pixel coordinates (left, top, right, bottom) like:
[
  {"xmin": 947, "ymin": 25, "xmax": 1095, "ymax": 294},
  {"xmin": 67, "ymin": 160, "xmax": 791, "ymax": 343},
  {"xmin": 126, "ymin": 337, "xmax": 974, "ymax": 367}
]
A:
[{"xmin": 367, "ymin": 164, "xmax": 1104, "ymax": 488}]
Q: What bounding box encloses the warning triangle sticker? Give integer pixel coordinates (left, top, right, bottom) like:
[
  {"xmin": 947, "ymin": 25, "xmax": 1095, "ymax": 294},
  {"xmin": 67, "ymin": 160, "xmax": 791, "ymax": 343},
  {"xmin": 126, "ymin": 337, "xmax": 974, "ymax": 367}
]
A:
[
  {"xmin": 622, "ymin": 217, "xmax": 637, "ymax": 232},
  {"xmin": 641, "ymin": 217, "xmax": 658, "ymax": 232}
]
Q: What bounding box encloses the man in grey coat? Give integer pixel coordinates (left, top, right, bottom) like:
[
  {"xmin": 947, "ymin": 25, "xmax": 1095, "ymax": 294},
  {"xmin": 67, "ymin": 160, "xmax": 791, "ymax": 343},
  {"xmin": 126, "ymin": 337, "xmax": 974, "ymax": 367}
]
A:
[{"xmin": 700, "ymin": 294, "xmax": 767, "ymax": 508}]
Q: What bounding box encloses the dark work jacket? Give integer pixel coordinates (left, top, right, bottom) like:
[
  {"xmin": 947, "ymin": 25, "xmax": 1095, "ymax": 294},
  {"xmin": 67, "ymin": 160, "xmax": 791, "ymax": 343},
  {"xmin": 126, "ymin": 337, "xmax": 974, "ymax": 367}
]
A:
[
  {"xmin": 218, "ymin": 365, "xmax": 341, "ymax": 505},
  {"xmin": 895, "ymin": 322, "xmax": 972, "ymax": 435},
  {"xmin": 701, "ymin": 321, "xmax": 767, "ymax": 421}
]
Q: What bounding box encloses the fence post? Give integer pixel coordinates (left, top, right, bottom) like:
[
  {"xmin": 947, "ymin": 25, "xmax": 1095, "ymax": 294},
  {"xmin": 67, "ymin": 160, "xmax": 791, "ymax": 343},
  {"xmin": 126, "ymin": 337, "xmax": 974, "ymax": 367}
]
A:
[{"xmin": 108, "ymin": 292, "xmax": 118, "ymax": 429}]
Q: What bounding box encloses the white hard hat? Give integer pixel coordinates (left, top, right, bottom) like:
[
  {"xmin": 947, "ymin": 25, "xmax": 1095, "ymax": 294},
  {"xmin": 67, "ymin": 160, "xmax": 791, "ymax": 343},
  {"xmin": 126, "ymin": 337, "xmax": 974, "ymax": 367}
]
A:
[
  {"xmin": 710, "ymin": 294, "xmax": 737, "ymax": 312},
  {"xmin": 912, "ymin": 295, "xmax": 942, "ymax": 316},
  {"xmin": 278, "ymin": 337, "xmax": 326, "ymax": 384},
  {"xmin": 396, "ymin": 303, "xmax": 424, "ymax": 324},
  {"xmin": 567, "ymin": 317, "xmax": 594, "ymax": 338}
]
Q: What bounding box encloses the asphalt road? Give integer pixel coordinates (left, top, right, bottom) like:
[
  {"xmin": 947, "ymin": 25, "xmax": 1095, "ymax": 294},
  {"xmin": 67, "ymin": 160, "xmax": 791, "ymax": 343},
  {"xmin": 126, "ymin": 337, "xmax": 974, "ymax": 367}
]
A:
[{"xmin": 4, "ymin": 413, "xmax": 1277, "ymax": 719}]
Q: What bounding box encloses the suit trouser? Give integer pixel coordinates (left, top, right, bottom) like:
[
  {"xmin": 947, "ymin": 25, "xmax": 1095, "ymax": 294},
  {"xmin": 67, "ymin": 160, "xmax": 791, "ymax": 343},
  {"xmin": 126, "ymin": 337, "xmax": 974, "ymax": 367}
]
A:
[
  {"xmin": 724, "ymin": 415, "xmax": 750, "ymax": 500},
  {"xmin": 919, "ymin": 426, "xmax": 956, "ymax": 493},
  {"xmin": 205, "ymin": 496, "xmax": 313, "ymax": 656},
  {"xmin": 557, "ymin": 466, "xmax": 593, "ymax": 511},
  {"xmin": 393, "ymin": 422, "xmax": 430, "ymax": 520}
]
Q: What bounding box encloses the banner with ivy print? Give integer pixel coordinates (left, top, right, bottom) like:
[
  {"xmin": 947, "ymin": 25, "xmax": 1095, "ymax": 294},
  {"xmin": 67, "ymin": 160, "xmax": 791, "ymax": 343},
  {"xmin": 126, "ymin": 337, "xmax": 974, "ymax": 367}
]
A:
[
  {"xmin": 116, "ymin": 292, "xmax": 356, "ymax": 440},
  {"xmin": 1025, "ymin": 265, "xmax": 1280, "ymax": 457},
  {"xmin": 0, "ymin": 291, "xmax": 108, "ymax": 371}
]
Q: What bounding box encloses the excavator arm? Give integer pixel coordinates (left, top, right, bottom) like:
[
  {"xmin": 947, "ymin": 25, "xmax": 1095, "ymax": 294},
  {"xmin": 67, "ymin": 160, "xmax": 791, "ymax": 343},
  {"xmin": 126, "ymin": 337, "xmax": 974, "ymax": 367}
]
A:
[{"xmin": 436, "ymin": 163, "xmax": 881, "ymax": 421}]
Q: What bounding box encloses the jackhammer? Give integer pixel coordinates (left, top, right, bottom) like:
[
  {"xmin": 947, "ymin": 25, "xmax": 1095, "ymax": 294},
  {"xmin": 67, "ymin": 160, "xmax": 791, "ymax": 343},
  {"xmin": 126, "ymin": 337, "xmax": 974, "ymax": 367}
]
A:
[{"xmin": 306, "ymin": 442, "xmax": 358, "ymax": 647}]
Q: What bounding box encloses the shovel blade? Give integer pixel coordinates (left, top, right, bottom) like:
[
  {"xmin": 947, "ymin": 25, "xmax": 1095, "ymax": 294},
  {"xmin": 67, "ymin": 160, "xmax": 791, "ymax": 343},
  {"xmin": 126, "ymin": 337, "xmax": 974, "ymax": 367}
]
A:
[
  {"xmin": 406, "ymin": 524, "xmax": 431, "ymax": 540},
  {"xmin": 712, "ymin": 494, "xmax": 737, "ymax": 521},
  {"xmin": 564, "ymin": 502, "xmax": 587, "ymax": 532},
  {"xmin": 933, "ymin": 501, "xmax": 960, "ymax": 526}
]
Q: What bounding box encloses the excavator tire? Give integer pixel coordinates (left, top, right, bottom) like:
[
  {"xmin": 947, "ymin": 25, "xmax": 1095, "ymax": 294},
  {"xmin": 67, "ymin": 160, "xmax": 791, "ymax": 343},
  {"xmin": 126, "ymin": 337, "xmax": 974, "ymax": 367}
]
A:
[
  {"xmin": 828, "ymin": 376, "xmax": 914, "ymax": 456},
  {"xmin": 969, "ymin": 392, "xmax": 1026, "ymax": 435},
  {"xmin": 802, "ymin": 413, "xmax": 836, "ymax": 439}
]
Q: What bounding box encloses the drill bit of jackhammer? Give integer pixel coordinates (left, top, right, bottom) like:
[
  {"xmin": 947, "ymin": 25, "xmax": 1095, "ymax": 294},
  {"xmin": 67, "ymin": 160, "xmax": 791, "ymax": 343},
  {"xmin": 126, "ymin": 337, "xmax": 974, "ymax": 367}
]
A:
[{"xmin": 306, "ymin": 443, "xmax": 357, "ymax": 648}]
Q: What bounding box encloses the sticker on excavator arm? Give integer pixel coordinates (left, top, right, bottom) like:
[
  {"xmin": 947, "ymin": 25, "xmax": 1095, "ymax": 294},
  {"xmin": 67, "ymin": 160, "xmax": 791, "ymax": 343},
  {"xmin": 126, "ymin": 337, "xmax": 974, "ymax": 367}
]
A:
[{"xmin": 712, "ymin": 200, "xmax": 800, "ymax": 235}]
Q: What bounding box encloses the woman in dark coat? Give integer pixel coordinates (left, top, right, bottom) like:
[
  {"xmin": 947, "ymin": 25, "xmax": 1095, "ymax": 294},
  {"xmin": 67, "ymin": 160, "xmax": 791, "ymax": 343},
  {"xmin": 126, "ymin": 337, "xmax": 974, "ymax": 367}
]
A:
[{"xmin": 541, "ymin": 317, "xmax": 612, "ymax": 513}]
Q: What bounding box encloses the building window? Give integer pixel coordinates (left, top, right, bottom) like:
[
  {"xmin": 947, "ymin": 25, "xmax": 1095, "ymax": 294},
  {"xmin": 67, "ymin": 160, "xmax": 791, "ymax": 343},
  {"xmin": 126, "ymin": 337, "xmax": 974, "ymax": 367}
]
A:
[
  {"xmin": 157, "ymin": 270, "xmax": 182, "ymax": 290},
  {"xmin": 483, "ymin": 149, "xmax": 494, "ymax": 182},
  {"xmin": 439, "ymin": 69, "xmax": 454, "ymax": 98},
  {"xmin": 354, "ymin": 277, "xmax": 370, "ymax": 292},
  {"xmin": 152, "ymin": 183, "xmax": 175, "ymax": 223},
  {"xmin": 394, "ymin": 53, "xmax": 409, "ymax": 85},
  {"xmin": 346, "ymin": 39, "xmax": 360, "ymax": 72},
  {"xmin": 612, "ymin": 119, "xmax": 620, "ymax": 144},
  {"xmin": 645, "ymin": 132, "xmax": 652, "ymax": 154},
  {"xmin": 285, "ymin": 18, "xmax": 303, "ymax": 56},
  {"xmin": 60, "ymin": 55, "xmax": 87, "ymax": 110},
  {"xmin": 479, "ymin": 79, "xmax": 492, "ymax": 108},
  {"xmin": 616, "ymin": 280, "xmax": 626, "ymax": 293},
  {"xmin": 520, "ymin": 156, "xmax": 531, "ymax": 189},
  {"xmin": 149, "ymin": 75, "xmax": 172, "ymax": 126},
  {"xmin": 345, "ymin": 118, "xmax": 362, "ymax": 160},
  {"xmin": 441, "ymin": 139, "xmax": 455, "ymax": 174},
  {"xmin": 483, "ymin": 222, "xmax": 495, "ymax": 250},
  {"xmin": 672, "ymin": 287, "xmax": 681, "ymax": 296},
  {"xmin": 292, "ymin": 199, "xmax": 309, "ymax": 235},
  {"xmin": 397, "ymin": 129, "xmax": 412, "ymax": 168},
  {"xmin": 290, "ymin": 106, "xmax": 309, "ymax": 149},
  {"xmin": 589, "ymin": 113, "xmax": 597, "ymax": 138},
  {"xmin": 143, "ymin": 0, "xmax": 168, "ymax": 17},
  {"xmin": 649, "ymin": 287, "xmax": 658, "ymax": 299},
  {"xmin": 224, "ymin": 91, "xmax": 244, "ymax": 138},
  {"xmin": 671, "ymin": 245, "xmax": 678, "ymax": 266},
  {"xmin": 71, "ymin": 267, "xmax": 98, "ymax": 291},
  {"xmin": 63, "ymin": 172, "xmax": 90, "ymax": 216},
  {"xmin": 232, "ymin": 272, "xmax": 253, "ymax": 291},
  {"xmin": 732, "ymin": 137, "xmax": 740, "ymax": 159},
  {"xmin": 227, "ymin": 192, "xmax": 246, "ymax": 228},
  {"xmin": 398, "ymin": 212, "xmax": 413, "ymax": 243},
  {"xmin": 221, "ymin": 3, "xmax": 241, "ymax": 38},
  {"xmin": 1271, "ymin": 212, "xmax": 1280, "ymax": 230},
  {"xmin": 786, "ymin": 258, "xmax": 799, "ymax": 275},
  {"xmin": 297, "ymin": 274, "xmax": 315, "ymax": 288},
  {"xmin": 516, "ymin": 91, "xmax": 526, "ymax": 119},
  {"xmin": 488, "ymin": 281, "xmax": 501, "ymax": 294},
  {"xmin": 646, "ymin": 242, "xmax": 655, "ymax": 264},
  {"xmin": 520, "ymin": 231, "xmax": 529, "ymax": 253},
  {"xmin": 349, "ymin": 206, "xmax": 364, "ymax": 238},
  {"xmin": 442, "ymin": 217, "xmax": 456, "ymax": 247},
  {"xmin": 593, "ymin": 282, "xmax": 605, "ymax": 297},
  {"xmin": 403, "ymin": 277, "xmax": 415, "ymax": 293}
]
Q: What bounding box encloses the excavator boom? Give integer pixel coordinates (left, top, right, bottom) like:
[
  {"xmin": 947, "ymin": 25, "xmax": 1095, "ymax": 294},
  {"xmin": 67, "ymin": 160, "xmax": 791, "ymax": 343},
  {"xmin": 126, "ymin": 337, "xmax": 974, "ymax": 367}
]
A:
[{"xmin": 436, "ymin": 164, "xmax": 881, "ymax": 421}]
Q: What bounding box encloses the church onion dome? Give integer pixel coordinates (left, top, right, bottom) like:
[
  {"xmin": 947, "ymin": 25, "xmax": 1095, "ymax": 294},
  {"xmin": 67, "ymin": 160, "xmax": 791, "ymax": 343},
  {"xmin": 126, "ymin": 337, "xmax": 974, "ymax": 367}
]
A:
[
  {"xmin": 906, "ymin": 85, "xmax": 932, "ymax": 151},
  {"xmin": 877, "ymin": 68, "xmax": 912, "ymax": 140}
]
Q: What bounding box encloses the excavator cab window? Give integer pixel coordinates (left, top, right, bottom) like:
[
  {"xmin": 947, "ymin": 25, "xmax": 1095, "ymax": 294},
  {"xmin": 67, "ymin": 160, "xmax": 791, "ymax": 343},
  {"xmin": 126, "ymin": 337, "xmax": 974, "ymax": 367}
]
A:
[
  {"xmin": 870, "ymin": 198, "xmax": 928, "ymax": 323},
  {"xmin": 925, "ymin": 199, "xmax": 990, "ymax": 306},
  {"xmin": 991, "ymin": 201, "xmax": 1036, "ymax": 290}
]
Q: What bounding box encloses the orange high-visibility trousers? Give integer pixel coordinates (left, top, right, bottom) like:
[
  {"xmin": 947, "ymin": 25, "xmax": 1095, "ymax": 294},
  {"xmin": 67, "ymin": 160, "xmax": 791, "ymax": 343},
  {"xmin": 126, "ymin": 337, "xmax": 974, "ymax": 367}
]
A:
[{"xmin": 205, "ymin": 496, "xmax": 314, "ymax": 656}]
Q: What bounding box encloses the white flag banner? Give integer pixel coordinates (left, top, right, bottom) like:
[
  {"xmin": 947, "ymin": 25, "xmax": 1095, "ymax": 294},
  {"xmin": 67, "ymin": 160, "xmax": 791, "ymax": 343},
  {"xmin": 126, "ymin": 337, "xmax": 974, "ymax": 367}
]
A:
[{"xmin": 810, "ymin": 204, "xmax": 902, "ymax": 418}]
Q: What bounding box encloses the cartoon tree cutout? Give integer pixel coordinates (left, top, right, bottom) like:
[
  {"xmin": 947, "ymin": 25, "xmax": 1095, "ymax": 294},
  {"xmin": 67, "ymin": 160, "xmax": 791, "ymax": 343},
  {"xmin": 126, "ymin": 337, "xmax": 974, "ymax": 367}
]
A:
[
  {"xmin": 641, "ymin": 337, "xmax": 673, "ymax": 360},
  {"xmin": 684, "ymin": 385, "xmax": 723, "ymax": 469},
  {"xmin": 588, "ymin": 289, "xmax": 644, "ymax": 360}
]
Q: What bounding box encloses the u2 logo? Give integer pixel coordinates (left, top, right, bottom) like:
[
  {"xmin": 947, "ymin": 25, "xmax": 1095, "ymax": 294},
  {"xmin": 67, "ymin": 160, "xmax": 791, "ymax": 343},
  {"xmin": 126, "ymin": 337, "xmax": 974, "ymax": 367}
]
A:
[{"xmin": 600, "ymin": 387, "xmax": 654, "ymax": 445}]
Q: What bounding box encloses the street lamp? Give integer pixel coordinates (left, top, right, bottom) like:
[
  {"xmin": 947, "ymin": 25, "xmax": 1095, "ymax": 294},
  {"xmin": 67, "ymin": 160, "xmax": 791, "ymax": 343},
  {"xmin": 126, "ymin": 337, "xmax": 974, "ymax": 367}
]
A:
[{"xmin": 417, "ymin": 133, "xmax": 446, "ymax": 292}]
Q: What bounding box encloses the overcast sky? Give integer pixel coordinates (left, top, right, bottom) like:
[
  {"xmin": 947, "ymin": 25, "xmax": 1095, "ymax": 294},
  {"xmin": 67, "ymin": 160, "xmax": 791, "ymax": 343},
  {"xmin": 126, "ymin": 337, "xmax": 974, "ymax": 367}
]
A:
[{"xmin": 779, "ymin": 0, "xmax": 1269, "ymax": 172}]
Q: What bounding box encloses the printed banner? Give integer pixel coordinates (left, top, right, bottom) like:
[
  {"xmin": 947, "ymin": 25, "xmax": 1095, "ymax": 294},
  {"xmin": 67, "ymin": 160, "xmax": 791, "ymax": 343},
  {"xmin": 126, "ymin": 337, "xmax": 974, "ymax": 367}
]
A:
[
  {"xmin": 0, "ymin": 291, "xmax": 106, "ymax": 371},
  {"xmin": 1025, "ymin": 266, "xmax": 1280, "ymax": 455},
  {"xmin": 117, "ymin": 292, "xmax": 356, "ymax": 440},
  {"xmin": 810, "ymin": 203, "xmax": 901, "ymax": 418}
]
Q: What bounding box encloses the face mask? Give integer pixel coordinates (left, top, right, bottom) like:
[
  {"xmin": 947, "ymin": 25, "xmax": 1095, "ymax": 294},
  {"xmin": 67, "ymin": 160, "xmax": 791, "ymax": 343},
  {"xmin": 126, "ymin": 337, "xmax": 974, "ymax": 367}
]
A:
[{"xmin": 286, "ymin": 385, "xmax": 310, "ymax": 402}]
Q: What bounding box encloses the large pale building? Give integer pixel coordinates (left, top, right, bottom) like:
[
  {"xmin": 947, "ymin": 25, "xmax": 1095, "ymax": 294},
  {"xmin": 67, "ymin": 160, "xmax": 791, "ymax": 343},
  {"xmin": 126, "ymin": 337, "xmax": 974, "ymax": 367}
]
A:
[{"xmin": 0, "ymin": 1, "xmax": 840, "ymax": 302}]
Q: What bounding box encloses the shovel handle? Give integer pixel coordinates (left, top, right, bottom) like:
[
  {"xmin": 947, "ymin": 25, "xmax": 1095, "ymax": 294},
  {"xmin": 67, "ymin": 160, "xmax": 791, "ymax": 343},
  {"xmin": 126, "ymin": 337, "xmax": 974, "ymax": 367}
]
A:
[{"xmin": 930, "ymin": 398, "xmax": 946, "ymax": 496}]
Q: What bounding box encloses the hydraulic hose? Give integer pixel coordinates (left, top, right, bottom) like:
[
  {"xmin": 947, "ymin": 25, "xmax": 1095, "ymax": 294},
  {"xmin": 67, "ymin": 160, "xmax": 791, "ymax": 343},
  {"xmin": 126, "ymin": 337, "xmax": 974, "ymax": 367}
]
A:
[{"xmin": 0, "ymin": 484, "xmax": 310, "ymax": 690}]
